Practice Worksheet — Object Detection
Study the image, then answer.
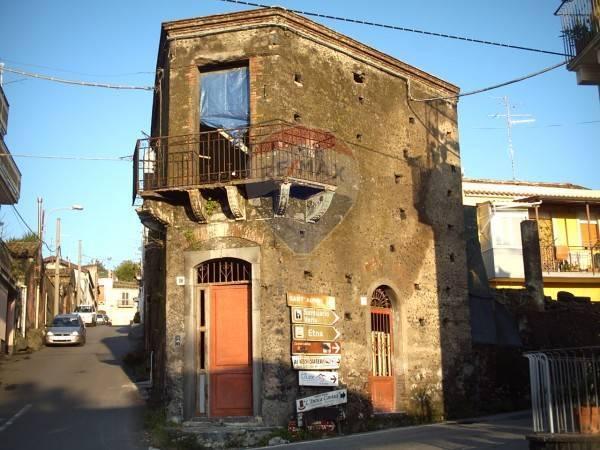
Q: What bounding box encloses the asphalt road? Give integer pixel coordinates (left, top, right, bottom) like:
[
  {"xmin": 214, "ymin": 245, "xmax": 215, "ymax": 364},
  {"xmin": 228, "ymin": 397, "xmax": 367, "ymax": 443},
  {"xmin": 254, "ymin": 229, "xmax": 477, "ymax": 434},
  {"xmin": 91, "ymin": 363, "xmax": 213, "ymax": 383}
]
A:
[
  {"xmin": 0, "ymin": 325, "xmax": 145, "ymax": 450},
  {"xmin": 263, "ymin": 412, "xmax": 532, "ymax": 450}
]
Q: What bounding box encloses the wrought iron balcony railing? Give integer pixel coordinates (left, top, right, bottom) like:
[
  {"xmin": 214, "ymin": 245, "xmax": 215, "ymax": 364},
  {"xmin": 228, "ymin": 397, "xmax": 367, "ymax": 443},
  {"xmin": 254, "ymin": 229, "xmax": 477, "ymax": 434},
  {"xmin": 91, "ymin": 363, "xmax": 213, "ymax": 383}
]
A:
[
  {"xmin": 541, "ymin": 243, "xmax": 600, "ymax": 274},
  {"xmin": 556, "ymin": 0, "xmax": 600, "ymax": 59},
  {"xmin": 133, "ymin": 122, "xmax": 337, "ymax": 202}
]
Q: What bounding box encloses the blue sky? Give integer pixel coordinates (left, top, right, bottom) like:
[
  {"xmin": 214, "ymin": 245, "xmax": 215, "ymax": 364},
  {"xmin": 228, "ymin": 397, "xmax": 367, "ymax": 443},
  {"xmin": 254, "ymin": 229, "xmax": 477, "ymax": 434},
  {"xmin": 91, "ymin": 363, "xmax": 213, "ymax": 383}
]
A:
[{"xmin": 0, "ymin": 0, "xmax": 598, "ymax": 266}]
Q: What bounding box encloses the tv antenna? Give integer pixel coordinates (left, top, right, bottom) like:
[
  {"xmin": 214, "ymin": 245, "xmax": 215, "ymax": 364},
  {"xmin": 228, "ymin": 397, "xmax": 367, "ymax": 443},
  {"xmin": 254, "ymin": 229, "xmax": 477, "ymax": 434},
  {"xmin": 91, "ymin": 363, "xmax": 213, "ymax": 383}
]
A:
[{"xmin": 490, "ymin": 96, "xmax": 535, "ymax": 180}]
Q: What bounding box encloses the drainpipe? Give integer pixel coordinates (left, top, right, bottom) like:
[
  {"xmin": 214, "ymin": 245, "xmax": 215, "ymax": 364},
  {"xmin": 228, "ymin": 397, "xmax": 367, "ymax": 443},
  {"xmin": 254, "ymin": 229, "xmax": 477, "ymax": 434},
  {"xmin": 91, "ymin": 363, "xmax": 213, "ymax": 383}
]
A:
[{"xmin": 585, "ymin": 203, "xmax": 594, "ymax": 275}]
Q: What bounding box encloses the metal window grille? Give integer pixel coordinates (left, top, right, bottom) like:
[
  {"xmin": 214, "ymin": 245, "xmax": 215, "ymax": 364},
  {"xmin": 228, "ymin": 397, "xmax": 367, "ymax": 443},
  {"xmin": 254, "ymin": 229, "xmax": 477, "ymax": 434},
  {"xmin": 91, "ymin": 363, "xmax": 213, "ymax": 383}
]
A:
[
  {"xmin": 371, "ymin": 287, "xmax": 393, "ymax": 377},
  {"xmin": 197, "ymin": 258, "xmax": 251, "ymax": 284},
  {"xmin": 525, "ymin": 347, "xmax": 600, "ymax": 434}
]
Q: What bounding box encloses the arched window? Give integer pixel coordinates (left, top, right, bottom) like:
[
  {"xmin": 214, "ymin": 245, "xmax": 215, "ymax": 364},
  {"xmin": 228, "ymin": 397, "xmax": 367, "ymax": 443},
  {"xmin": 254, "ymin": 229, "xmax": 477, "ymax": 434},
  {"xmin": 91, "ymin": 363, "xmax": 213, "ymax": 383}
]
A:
[
  {"xmin": 370, "ymin": 287, "xmax": 392, "ymax": 377},
  {"xmin": 197, "ymin": 258, "xmax": 251, "ymax": 284}
]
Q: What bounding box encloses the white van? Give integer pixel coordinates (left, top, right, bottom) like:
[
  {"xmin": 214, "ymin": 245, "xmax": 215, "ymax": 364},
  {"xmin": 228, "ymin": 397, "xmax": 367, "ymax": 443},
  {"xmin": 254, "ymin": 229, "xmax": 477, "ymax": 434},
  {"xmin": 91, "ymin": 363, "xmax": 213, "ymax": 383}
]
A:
[{"xmin": 74, "ymin": 305, "xmax": 97, "ymax": 326}]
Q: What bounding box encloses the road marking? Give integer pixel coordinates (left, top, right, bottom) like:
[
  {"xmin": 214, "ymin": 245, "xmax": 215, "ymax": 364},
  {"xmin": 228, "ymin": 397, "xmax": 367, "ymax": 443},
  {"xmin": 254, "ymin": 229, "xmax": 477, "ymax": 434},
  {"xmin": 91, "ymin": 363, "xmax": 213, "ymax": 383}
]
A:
[{"xmin": 0, "ymin": 404, "xmax": 32, "ymax": 433}]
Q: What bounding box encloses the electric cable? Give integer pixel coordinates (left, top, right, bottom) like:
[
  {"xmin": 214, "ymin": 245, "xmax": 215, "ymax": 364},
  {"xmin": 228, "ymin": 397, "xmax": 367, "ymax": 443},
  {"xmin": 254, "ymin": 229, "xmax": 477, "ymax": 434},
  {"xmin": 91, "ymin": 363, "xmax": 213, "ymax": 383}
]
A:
[
  {"xmin": 216, "ymin": 0, "xmax": 569, "ymax": 57},
  {"xmin": 0, "ymin": 153, "xmax": 132, "ymax": 161},
  {"xmin": 410, "ymin": 60, "xmax": 568, "ymax": 102},
  {"xmin": 10, "ymin": 205, "xmax": 54, "ymax": 252},
  {"xmin": 0, "ymin": 66, "xmax": 155, "ymax": 91}
]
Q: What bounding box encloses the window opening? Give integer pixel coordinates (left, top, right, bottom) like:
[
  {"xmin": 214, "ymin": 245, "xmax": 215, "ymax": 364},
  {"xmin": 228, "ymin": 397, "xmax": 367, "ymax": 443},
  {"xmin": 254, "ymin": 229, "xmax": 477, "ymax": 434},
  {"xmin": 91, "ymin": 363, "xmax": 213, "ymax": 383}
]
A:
[{"xmin": 199, "ymin": 65, "xmax": 250, "ymax": 183}]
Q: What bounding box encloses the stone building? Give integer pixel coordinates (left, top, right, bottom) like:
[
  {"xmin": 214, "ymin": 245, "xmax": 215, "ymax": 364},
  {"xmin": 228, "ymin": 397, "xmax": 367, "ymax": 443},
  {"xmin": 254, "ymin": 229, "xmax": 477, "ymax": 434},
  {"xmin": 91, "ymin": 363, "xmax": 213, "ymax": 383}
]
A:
[{"xmin": 134, "ymin": 8, "xmax": 472, "ymax": 426}]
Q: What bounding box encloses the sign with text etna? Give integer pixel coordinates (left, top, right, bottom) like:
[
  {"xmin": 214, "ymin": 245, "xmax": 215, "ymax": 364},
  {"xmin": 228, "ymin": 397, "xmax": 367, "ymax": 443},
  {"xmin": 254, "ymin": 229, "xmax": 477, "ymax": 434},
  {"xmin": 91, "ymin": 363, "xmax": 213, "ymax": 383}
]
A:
[
  {"xmin": 293, "ymin": 324, "xmax": 341, "ymax": 342},
  {"xmin": 287, "ymin": 293, "xmax": 336, "ymax": 310},
  {"xmin": 296, "ymin": 389, "xmax": 347, "ymax": 413}
]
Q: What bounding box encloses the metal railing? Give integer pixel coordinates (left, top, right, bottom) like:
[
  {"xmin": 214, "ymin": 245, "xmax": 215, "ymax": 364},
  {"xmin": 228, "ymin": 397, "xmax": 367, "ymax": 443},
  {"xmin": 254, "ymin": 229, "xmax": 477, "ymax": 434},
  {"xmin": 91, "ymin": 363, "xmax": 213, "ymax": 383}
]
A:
[
  {"xmin": 556, "ymin": 0, "xmax": 600, "ymax": 59},
  {"xmin": 541, "ymin": 244, "xmax": 600, "ymax": 274},
  {"xmin": 133, "ymin": 122, "xmax": 337, "ymax": 201},
  {"xmin": 525, "ymin": 347, "xmax": 600, "ymax": 434}
]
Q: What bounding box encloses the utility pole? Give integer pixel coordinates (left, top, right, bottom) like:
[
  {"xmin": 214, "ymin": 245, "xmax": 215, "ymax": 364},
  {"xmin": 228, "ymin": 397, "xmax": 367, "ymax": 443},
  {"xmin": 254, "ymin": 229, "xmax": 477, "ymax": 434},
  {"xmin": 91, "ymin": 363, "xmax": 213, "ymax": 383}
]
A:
[
  {"xmin": 491, "ymin": 96, "xmax": 535, "ymax": 180},
  {"xmin": 54, "ymin": 218, "xmax": 61, "ymax": 317},
  {"xmin": 35, "ymin": 198, "xmax": 43, "ymax": 329}
]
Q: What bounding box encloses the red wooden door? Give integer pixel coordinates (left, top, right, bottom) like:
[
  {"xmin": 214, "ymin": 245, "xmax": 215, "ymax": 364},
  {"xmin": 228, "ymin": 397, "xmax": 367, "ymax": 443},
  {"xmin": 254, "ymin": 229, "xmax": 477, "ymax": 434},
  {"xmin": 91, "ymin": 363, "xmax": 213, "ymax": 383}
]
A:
[{"xmin": 210, "ymin": 284, "xmax": 253, "ymax": 416}]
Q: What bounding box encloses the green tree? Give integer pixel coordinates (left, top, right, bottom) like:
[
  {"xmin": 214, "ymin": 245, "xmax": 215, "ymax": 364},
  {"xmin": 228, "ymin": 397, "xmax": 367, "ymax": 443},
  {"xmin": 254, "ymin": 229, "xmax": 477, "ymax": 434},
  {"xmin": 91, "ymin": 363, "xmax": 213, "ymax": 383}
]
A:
[{"xmin": 114, "ymin": 260, "xmax": 140, "ymax": 282}]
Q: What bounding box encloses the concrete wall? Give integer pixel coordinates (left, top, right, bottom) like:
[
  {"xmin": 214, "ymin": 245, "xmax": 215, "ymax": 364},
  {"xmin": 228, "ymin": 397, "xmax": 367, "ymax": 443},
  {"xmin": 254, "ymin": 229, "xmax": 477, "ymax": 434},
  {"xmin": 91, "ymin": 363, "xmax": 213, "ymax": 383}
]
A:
[{"xmin": 143, "ymin": 9, "xmax": 472, "ymax": 426}]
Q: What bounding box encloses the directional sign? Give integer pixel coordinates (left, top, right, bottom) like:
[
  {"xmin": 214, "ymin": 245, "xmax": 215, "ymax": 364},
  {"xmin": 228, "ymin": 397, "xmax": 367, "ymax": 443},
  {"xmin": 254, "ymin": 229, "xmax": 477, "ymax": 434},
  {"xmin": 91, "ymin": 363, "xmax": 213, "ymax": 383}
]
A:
[
  {"xmin": 293, "ymin": 324, "xmax": 341, "ymax": 342},
  {"xmin": 296, "ymin": 389, "xmax": 347, "ymax": 412},
  {"xmin": 291, "ymin": 307, "xmax": 340, "ymax": 326},
  {"xmin": 299, "ymin": 370, "xmax": 339, "ymax": 387},
  {"xmin": 292, "ymin": 355, "xmax": 341, "ymax": 370},
  {"xmin": 287, "ymin": 292, "xmax": 336, "ymax": 310},
  {"xmin": 292, "ymin": 340, "xmax": 341, "ymax": 355}
]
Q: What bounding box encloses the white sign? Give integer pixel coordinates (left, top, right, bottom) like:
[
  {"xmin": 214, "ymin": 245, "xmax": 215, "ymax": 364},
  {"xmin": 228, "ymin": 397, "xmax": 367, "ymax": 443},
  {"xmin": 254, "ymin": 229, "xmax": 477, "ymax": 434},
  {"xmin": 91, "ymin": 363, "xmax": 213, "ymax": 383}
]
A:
[
  {"xmin": 296, "ymin": 389, "xmax": 347, "ymax": 412},
  {"xmin": 299, "ymin": 370, "xmax": 339, "ymax": 387},
  {"xmin": 176, "ymin": 276, "xmax": 185, "ymax": 286},
  {"xmin": 292, "ymin": 355, "xmax": 341, "ymax": 370}
]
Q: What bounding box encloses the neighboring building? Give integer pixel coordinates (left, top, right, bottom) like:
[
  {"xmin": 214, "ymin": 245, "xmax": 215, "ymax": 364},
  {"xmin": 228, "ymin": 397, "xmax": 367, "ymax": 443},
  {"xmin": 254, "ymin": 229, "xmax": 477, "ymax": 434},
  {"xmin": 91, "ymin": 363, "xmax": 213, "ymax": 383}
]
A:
[
  {"xmin": 463, "ymin": 178, "xmax": 600, "ymax": 301},
  {"xmin": 0, "ymin": 240, "xmax": 18, "ymax": 353},
  {"xmin": 0, "ymin": 82, "xmax": 22, "ymax": 353},
  {"xmin": 6, "ymin": 240, "xmax": 46, "ymax": 338},
  {"xmin": 43, "ymin": 257, "xmax": 78, "ymax": 315},
  {"xmin": 98, "ymin": 277, "xmax": 139, "ymax": 326},
  {"xmin": 555, "ymin": 0, "xmax": 600, "ymax": 86},
  {"xmin": 134, "ymin": 9, "xmax": 471, "ymax": 426}
]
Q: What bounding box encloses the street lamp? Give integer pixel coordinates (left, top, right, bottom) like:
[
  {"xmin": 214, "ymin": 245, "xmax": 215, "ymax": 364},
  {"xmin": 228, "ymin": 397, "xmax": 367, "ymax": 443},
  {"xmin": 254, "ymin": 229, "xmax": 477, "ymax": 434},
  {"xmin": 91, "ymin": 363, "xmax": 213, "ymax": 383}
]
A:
[{"xmin": 36, "ymin": 199, "xmax": 84, "ymax": 321}]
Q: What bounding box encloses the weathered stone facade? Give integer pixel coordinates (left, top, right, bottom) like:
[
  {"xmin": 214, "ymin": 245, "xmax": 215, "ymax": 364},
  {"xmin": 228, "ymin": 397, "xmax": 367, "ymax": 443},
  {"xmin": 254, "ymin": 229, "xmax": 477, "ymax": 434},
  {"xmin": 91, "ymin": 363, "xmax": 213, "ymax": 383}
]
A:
[{"xmin": 138, "ymin": 8, "xmax": 472, "ymax": 427}]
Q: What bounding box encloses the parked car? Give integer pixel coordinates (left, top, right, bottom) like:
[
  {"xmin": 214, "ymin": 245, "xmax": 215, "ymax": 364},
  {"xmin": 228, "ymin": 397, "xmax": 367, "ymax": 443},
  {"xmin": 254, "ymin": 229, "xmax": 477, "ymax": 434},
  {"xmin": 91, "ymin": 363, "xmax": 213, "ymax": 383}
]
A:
[
  {"xmin": 45, "ymin": 314, "xmax": 86, "ymax": 346},
  {"xmin": 96, "ymin": 313, "xmax": 111, "ymax": 326},
  {"xmin": 74, "ymin": 305, "xmax": 97, "ymax": 326}
]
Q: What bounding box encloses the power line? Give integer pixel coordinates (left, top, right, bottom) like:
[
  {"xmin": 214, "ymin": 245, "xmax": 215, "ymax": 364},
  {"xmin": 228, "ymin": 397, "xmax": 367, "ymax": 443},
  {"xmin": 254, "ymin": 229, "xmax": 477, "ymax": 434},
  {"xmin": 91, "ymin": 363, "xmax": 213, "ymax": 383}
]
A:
[
  {"xmin": 10, "ymin": 205, "xmax": 53, "ymax": 252},
  {"xmin": 410, "ymin": 60, "xmax": 568, "ymax": 102},
  {"xmin": 0, "ymin": 56, "xmax": 154, "ymax": 78},
  {"xmin": 217, "ymin": 0, "xmax": 569, "ymax": 57},
  {"xmin": 0, "ymin": 66, "xmax": 155, "ymax": 91},
  {"xmin": 0, "ymin": 153, "xmax": 132, "ymax": 161}
]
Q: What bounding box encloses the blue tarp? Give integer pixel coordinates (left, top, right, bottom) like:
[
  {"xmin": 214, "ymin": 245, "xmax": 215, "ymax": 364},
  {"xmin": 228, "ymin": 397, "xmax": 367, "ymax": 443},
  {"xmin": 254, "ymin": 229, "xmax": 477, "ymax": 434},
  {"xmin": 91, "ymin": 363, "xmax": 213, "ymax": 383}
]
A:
[{"xmin": 200, "ymin": 67, "xmax": 249, "ymax": 131}]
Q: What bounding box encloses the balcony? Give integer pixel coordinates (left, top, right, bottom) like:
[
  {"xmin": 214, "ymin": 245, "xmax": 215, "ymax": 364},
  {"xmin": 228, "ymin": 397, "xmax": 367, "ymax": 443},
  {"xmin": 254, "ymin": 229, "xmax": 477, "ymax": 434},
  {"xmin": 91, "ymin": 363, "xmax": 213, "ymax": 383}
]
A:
[
  {"xmin": 0, "ymin": 85, "xmax": 8, "ymax": 137},
  {"xmin": 0, "ymin": 137, "xmax": 21, "ymax": 204},
  {"xmin": 556, "ymin": 0, "xmax": 600, "ymax": 85},
  {"xmin": 541, "ymin": 244, "xmax": 600, "ymax": 274},
  {"xmin": 133, "ymin": 122, "xmax": 338, "ymax": 223}
]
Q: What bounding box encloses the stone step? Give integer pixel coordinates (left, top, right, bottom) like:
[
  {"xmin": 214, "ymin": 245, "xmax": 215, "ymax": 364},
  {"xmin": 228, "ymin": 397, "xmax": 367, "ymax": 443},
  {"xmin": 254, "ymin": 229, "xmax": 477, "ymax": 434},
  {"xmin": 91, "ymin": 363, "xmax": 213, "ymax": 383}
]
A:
[{"xmin": 173, "ymin": 422, "xmax": 281, "ymax": 449}]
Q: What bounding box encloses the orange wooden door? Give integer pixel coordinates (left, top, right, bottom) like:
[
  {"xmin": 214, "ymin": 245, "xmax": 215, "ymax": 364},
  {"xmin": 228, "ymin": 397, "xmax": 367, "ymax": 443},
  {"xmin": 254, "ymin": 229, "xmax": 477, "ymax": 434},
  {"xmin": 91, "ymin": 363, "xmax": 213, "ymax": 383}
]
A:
[{"xmin": 210, "ymin": 284, "xmax": 253, "ymax": 417}]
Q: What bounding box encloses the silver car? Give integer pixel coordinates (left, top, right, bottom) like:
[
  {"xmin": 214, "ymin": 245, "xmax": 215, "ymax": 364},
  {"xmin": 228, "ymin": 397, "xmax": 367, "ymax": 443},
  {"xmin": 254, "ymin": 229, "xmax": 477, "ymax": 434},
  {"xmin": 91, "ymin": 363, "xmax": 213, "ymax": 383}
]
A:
[{"xmin": 45, "ymin": 314, "xmax": 86, "ymax": 346}]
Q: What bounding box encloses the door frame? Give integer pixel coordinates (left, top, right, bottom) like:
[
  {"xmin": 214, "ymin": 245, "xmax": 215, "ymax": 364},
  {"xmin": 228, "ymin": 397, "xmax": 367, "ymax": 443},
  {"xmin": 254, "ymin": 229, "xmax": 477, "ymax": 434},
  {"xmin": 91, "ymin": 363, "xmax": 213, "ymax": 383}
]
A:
[{"xmin": 183, "ymin": 247, "xmax": 262, "ymax": 420}]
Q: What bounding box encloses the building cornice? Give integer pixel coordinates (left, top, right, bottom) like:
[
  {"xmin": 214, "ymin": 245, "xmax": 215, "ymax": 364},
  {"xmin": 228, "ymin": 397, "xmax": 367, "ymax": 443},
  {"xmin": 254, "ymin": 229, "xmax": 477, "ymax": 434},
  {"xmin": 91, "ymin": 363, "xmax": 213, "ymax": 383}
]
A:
[{"xmin": 160, "ymin": 8, "xmax": 459, "ymax": 95}]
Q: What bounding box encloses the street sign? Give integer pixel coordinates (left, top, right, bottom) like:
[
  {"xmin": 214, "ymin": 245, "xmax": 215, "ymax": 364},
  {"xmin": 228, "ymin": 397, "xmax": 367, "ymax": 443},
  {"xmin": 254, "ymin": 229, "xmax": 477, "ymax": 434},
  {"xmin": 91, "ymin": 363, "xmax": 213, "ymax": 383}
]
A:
[
  {"xmin": 292, "ymin": 355, "xmax": 341, "ymax": 370},
  {"xmin": 291, "ymin": 307, "xmax": 340, "ymax": 326},
  {"xmin": 293, "ymin": 324, "xmax": 341, "ymax": 342},
  {"xmin": 299, "ymin": 370, "xmax": 339, "ymax": 387},
  {"xmin": 296, "ymin": 389, "xmax": 347, "ymax": 412},
  {"xmin": 287, "ymin": 292, "xmax": 336, "ymax": 310},
  {"xmin": 292, "ymin": 340, "xmax": 341, "ymax": 355}
]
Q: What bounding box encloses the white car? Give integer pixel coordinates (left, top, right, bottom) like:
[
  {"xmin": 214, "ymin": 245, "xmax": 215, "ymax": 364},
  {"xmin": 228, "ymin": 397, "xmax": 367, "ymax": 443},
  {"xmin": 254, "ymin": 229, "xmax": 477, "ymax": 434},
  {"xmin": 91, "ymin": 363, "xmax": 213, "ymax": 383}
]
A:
[{"xmin": 74, "ymin": 305, "xmax": 97, "ymax": 326}]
